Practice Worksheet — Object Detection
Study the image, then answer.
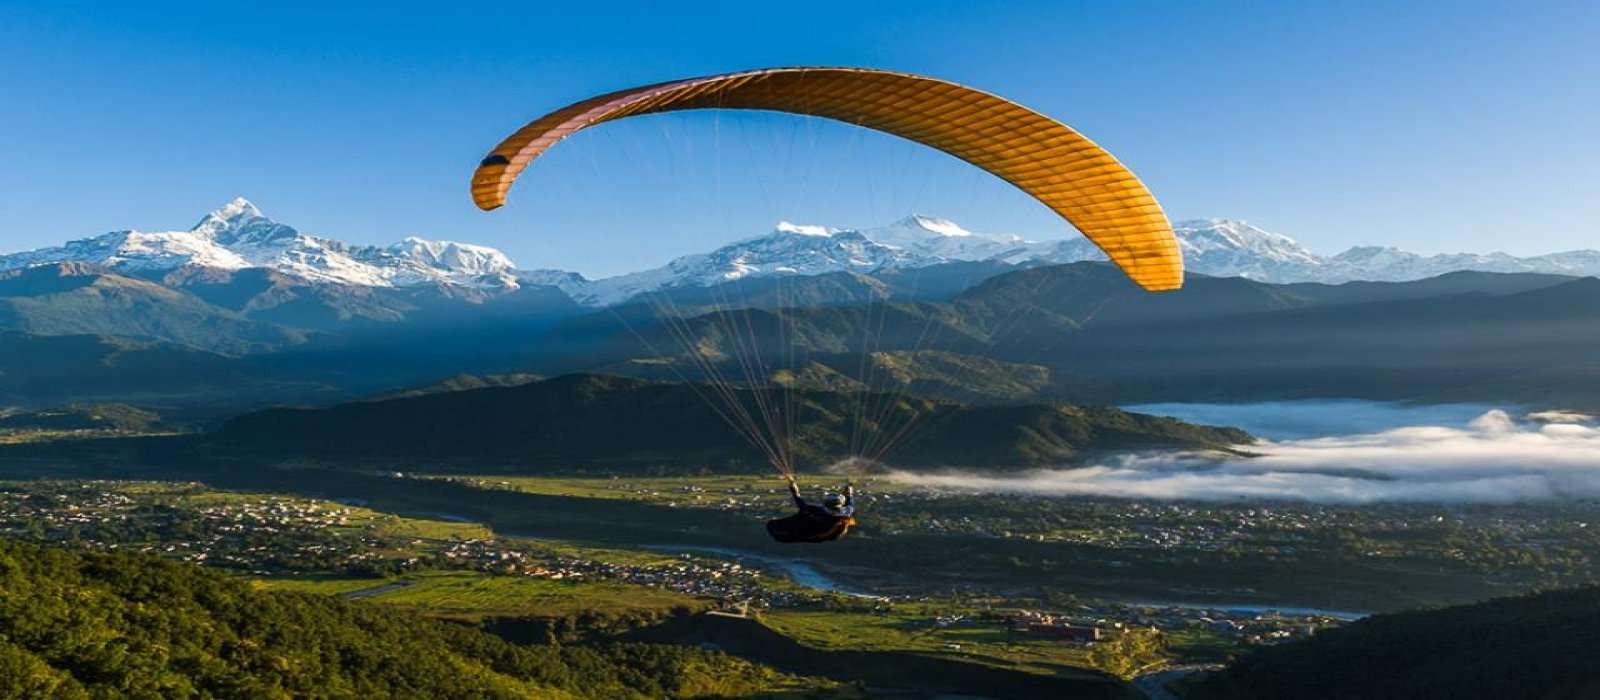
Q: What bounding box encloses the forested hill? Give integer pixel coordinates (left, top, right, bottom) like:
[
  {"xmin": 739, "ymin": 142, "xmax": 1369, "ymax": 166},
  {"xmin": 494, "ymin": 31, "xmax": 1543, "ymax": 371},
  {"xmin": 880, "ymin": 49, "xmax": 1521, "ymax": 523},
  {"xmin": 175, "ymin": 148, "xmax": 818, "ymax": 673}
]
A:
[
  {"xmin": 0, "ymin": 539, "xmax": 815, "ymax": 699},
  {"xmin": 1189, "ymin": 585, "xmax": 1600, "ymax": 699},
  {"xmin": 8, "ymin": 264, "xmax": 1600, "ymax": 413},
  {"xmin": 215, "ymin": 373, "xmax": 1252, "ymax": 470}
]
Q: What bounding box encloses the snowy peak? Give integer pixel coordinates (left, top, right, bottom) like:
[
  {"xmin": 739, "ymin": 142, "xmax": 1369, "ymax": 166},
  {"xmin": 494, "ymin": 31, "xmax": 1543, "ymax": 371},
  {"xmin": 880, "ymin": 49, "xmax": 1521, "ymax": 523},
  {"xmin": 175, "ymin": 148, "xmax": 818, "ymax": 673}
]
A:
[
  {"xmin": 0, "ymin": 229, "xmax": 253, "ymax": 274},
  {"xmin": 773, "ymin": 221, "xmax": 834, "ymax": 237},
  {"xmin": 194, "ymin": 198, "xmax": 305, "ymax": 250},
  {"xmin": 550, "ymin": 214, "xmax": 1039, "ymax": 306},
  {"xmin": 190, "ymin": 196, "xmax": 265, "ymax": 237},
  {"xmin": 1162, "ymin": 219, "xmax": 1600, "ymax": 284},
  {"xmin": 1137, "ymin": 218, "xmax": 1327, "ymax": 281},
  {"xmin": 555, "ymin": 222, "xmax": 919, "ymax": 306},
  {"xmin": 703, "ymin": 227, "xmax": 913, "ymax": 279},
  {"xmin": 898, "ymin": 214, "xmax": 973, "ymax": 237},
  {"xmin": 1331, "ymin": 245, "xmax": 1408, "ymax": 264},
  {"xmin": 1, "ymin": 199, "xmax": 521, "ymax": 291},
  {"xmin": 1173, "ymin": 219, "xmax": 1319, "ymax": 264},
  {"xmin": 868, "ymin": 215, "xmax": 981, "ymax": 245},
  {"xmin": 387, "ymin": 237, "xmax": 518, "ymax": 278},
  {"xmin": 858, "ymin": 215, "xmax": 1026, "ymax": 262},
  {"xmin": 1316, "ymin": 245, "xmax": 1600, "ymax": 282}
]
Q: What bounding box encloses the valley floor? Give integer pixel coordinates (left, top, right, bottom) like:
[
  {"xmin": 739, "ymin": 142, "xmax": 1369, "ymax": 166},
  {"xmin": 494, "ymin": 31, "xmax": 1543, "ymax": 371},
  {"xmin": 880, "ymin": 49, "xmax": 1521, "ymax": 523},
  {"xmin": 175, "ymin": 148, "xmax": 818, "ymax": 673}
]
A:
[{"xmin": 4, "ymin": 458, "xmax": 1597, "ymax": 697}]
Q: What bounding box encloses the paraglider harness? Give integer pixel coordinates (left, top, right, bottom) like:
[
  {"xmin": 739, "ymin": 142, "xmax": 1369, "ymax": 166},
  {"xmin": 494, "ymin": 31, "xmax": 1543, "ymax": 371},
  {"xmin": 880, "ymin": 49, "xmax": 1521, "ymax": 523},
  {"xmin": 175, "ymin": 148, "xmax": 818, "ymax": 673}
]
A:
[{"xmin": 767, "ymin": 477, "xmax": 856, "ymax": 543}]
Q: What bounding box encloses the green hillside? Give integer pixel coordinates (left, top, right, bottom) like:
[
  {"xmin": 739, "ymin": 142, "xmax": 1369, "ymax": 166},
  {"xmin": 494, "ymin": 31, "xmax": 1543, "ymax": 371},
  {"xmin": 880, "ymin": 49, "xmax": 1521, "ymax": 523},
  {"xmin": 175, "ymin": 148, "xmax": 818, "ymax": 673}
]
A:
[
  {"xmin": 0, "ymin": 403, "xmax": 164, "ymax": 433},
  {"xmin": 215, "ymin": 373, "xmax": 1251, "ymax": 470},
  {"xmin": 0, "ymin": 539, "xmax": 829, "ymax": 699},
  {"xmin": 0, "ymin": 263, "xmax": 306, "ymax": 355}
]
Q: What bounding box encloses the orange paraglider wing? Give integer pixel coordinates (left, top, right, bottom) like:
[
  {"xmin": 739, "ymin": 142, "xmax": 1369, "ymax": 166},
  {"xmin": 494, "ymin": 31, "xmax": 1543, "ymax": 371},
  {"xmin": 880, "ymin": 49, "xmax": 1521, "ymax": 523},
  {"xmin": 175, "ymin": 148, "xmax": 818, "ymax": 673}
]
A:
[{"xmin": 472, "ymin": 67, "xmax": 1183, "ymax": 291}]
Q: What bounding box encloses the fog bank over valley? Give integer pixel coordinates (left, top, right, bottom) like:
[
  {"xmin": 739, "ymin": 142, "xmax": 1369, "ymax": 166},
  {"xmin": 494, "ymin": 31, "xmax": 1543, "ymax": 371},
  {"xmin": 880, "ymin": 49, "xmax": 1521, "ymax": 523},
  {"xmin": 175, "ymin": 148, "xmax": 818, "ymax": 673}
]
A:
[{"xmin": 886, "ymin": 401, "xmax": 1600, "ymax": 504}]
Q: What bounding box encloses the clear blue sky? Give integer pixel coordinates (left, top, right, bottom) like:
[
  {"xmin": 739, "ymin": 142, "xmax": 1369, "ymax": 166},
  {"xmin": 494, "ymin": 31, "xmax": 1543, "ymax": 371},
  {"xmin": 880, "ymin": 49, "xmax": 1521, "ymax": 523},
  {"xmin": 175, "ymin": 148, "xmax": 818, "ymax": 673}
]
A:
[{"xmin": 2, "ymin": 1, "xmax": 1595, "ymax": 276}]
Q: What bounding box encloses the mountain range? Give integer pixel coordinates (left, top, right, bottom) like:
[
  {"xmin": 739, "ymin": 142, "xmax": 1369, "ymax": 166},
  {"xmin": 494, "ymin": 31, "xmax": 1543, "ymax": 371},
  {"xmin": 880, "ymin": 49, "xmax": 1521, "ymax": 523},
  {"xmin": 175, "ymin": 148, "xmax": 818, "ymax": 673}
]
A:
[
  {"xmin": 9, "ymin": 261, "xmax": 1597, "ymax": 416},
  {"xmin": 5, "ymin": 199, "xmax": 1600, "ymax": 415},
  {"xmin": 7, "ymin": 199, "xmax": 1600, "ymax": 309}
]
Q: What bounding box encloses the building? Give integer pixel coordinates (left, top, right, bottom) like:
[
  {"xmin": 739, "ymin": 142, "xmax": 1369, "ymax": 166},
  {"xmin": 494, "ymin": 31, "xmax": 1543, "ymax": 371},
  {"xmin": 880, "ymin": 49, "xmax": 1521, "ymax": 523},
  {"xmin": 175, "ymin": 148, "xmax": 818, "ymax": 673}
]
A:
[
  {"xmin": 1028, "ymin": 623, "xmax": 1103, "ymax": 643},
  {"xmin": 1007, "ymin": 611, "xmax": 1104, "ymax": 643}
]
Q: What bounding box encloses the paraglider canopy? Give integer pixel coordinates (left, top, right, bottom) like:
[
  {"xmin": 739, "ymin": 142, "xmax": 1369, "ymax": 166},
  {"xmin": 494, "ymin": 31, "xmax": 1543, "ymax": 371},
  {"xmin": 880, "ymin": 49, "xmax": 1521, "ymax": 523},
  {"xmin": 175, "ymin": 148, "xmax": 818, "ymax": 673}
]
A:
[
  {"xmin": 470, "ymin": 66, "xmax": 1189, "ymax": 481},
  {"xmin": 472, "ymin": 66, "xmax": 1184, "ymax": 292}
]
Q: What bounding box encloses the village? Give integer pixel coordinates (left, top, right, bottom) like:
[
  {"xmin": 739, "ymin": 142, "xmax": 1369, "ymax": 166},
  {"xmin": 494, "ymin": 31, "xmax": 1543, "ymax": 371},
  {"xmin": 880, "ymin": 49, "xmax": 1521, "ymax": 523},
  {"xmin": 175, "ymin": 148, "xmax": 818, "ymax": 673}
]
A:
[
  {"xmin": 1002, "ymin": 601, "xmax": 1339, "ymax": 646},
  {"xmin": 0, "ymin": 478, "xmax": 1348, "ymax": 647},
  {"xmin": 0, "ymin": 480, "xmax": 821, "ymax": 606},
  {"xmin": 437, "ymin": 537, "xmax": 814, "ymax": 606},
  {"xmin": 474, "ymin": 475, "xmax": 1600, "ymax": 579}
]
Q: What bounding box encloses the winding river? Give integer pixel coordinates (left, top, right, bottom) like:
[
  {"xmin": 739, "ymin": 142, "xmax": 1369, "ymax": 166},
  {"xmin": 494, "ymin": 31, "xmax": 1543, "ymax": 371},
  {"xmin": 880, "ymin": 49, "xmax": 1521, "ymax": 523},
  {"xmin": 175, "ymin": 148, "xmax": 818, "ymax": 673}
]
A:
[{"xmin": 643, "ymin": 544, "xmax": 874, "ymax": 597}]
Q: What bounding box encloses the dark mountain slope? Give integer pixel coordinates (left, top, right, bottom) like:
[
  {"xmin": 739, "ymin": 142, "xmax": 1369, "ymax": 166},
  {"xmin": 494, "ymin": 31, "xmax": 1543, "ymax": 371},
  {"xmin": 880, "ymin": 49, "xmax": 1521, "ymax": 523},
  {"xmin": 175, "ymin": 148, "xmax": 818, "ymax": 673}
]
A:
[
  {"xmin": 0, "ymin": 331, "xmax": 336, "ymax": 411},
  {"xmin": 1031, "ymin": 275, "xmax": 1600, "ymax": 404},
  {"xmin": 1191, "ymin": 585, "xmax": 1600, "ymax": 699},
  {"xmin": 157, "ymin": 263, "xmax": 584, "ymax": 335},
  {"xmin": 1279, "ymin": 270, "xmax": 1576, "ymax": 306},
  {"xmin": 953, "ymin": 264, "xmax": 1578, "ymax": 333},
  {"xmin": 160, "ymin": 265, "xmax": 420, "ymax": 330},
  {"xmin": 6, "ymin": 260, "xmax": 1595, "ymax": 410},
  {"xmin": 646, "ymin": 260, "xmax": 1025, "ymax": 310},
  {"xmin": 365, "ymin": 372, "xmax": 545, "ymax": 400},
  {"xmin": 0, "ymin": 263, "xmax": 305, "ymax": 354},
  {"xmin": 958, "ymin": 263, "xmax": 1305, "ymax": 325},
  {"xmin": 215, "ymin": 373, "xmax": 1250, "ymax": 470},
  {"xmin": 454, "ymin": 266, "xmax": 1600, "ymax": 408},
  {"xmin": 517, "ymin": 266, "xmax": 1600, "ymax": 406}
]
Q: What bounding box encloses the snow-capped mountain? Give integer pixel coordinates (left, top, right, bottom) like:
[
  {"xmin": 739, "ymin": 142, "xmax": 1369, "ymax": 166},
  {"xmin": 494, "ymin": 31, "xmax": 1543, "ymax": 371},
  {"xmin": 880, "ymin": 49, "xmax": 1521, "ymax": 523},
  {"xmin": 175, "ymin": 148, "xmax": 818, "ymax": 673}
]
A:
[
  {"xmin": 7, "ymin": 199, "xmax": 1599, "ymax": 308},
  {"xmin": 1, "ymin": 198, "xmax": 521, "ymax": 291},
  {"xmin": 857, "ymin": 215, "xmax": 1034, "ymax": 263},
  {"xmin": 533, "ymin": 215, "xmax": 1359, "ymax": 305},
  {"xmin": 951, "ymin": 218, "xmax": 1600, "ymax": 286},
  {"xmin": 1173, "ymin": 219, "xmax": 1322, "ymax": 275},
  {"xmin": 1171, "ymin": 219, "xmax": 1600, "ymax": 283},
  {"xmin": 1320, "ymin": 246, "xmax": 1600, "ymax": 281},
  {"xmin": 535, "ymin": 214, "xmax": 1079, "ymax": 306},
  {"xmin": 534, "ymin": 222, "xmax": 927, "ymax": 306}
]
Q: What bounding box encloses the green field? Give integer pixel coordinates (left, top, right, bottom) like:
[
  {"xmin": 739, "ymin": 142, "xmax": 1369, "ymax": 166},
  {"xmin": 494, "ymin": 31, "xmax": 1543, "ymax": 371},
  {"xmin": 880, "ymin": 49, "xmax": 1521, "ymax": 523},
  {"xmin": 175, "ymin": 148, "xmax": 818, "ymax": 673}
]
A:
[
  {"xmin": 767, "ymin": 607, "xmax": 1093, "ymax": 673},
  {"xmin": 439, "ymin": 472, "xmax": 883, "ymax": 508},
  {"xmin": 261, "ymin": 570, "xmax": 701, "ymax": 621}
]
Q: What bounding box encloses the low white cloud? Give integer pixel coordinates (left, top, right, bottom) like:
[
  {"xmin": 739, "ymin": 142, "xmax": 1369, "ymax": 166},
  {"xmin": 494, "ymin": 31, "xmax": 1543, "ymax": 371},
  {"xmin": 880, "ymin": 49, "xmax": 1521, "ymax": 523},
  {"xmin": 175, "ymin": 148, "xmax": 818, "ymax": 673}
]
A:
[
  {"xmin": 1527, "ymin": 410, "xmax": 1597, "ymax": 424},
  {"xmin": 887, "ymin": 404, "xmax": 1600, "ymax": 504}
]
